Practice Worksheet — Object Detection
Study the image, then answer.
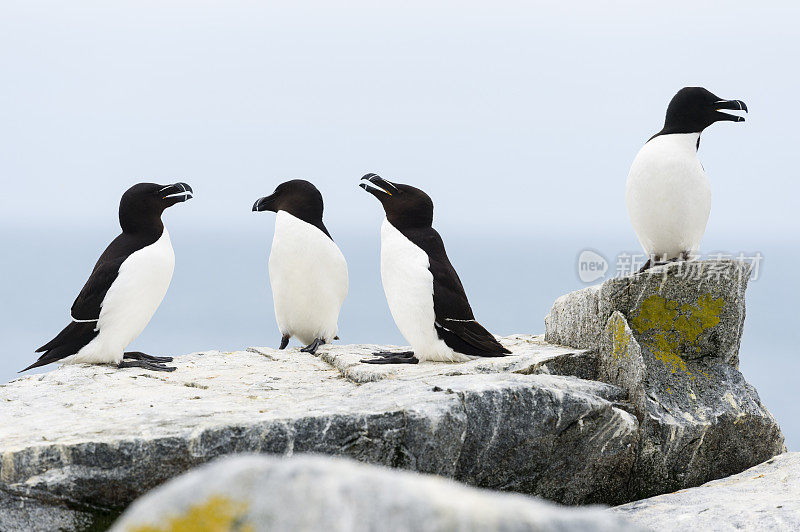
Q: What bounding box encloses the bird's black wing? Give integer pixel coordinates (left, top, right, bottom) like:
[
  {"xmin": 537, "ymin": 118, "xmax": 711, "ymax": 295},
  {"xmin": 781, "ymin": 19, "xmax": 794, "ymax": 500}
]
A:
[
  {"xmin": 25, "ymin": 233, "xmax": 149, "ymax": 371},
  {"xmin": 402, "ymin": 227, "xmax": 511, "ymax": 357},
  {"xmin": 69, "ymin": 231, "xmax": 160, "ymax": 324},
  {"xmin": 69, "ymin": 254, "xmax": 128, "ymax": 323}
]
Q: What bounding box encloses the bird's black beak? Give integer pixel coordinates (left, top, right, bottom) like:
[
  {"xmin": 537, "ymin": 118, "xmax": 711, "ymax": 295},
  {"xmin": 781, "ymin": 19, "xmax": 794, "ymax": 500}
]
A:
[
  {"xmin": 253, "ymin": 194, "xmax": 277, "ymax": 212},
  {"xmin": 359, "ymin": 173, "xmax": 398, "ymax": 198},
  {"xmin": 160, "ymin": 182, "xmax": 193, "ymax": 205},
  {"xmin": 715, "ymin": 99, "xmax": 748, "ymax": 122}
]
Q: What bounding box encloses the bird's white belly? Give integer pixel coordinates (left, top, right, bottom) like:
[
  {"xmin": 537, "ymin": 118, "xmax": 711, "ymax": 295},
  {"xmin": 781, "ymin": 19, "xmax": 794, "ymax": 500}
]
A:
[
  {"xmin": 625, "ymin": 133, "xmax": 711, "ymax": 259},
  {"xmin": 67, "ymin": 229, "xmax": 176, "ymax": 364},
  {"xmin": 380, "ymin": 219, "xmax": 465, "ymax": 362},
  {"xmin": 269, "ymin": 211, "xmax": 348, "ymax": 345}
]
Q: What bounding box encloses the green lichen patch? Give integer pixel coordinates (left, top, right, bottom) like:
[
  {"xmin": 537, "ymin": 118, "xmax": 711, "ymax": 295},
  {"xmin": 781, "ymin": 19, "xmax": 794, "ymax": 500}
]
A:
[{"xmin": 630, "ymin": 294, "xmax": 725, "ymax": 375}]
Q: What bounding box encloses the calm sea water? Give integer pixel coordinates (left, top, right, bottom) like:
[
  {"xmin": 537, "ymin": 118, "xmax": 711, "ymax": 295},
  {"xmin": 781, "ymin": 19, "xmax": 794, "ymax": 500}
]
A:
[{"xmin": 1, "ymin": 225, "xmax": 796, "ymax": 449}]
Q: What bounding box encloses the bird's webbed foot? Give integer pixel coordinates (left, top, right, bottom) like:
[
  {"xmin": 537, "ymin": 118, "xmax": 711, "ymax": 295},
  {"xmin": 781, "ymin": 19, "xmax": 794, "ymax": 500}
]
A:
[
  {"xmin": 368, "ymin": 350, "xmax": 415, "ymax": 358},
  {"xmin": 124, "ymin": 351, "xmax": 173, "ymax": 363},
  {"xmin": 300, "ymin": 338, "xmax": 325, "ymax": 354},
  {"xmin": 279, "ymin": 334, "xmax": 290, "ymax": 350},
  {"xmin": 639, "ymin": 251, "xmax": 692, "ymax": 273},
  {"xmin": 637, "ymin": 259, "xmax": 652, "ymax": 273},
  {"xmin": 361, "ymin": 351, "xmax": 419, "ymax": 364},
  {"xmin": 118, "ymin": 359, "xmax": 176, "ymax": 372}
]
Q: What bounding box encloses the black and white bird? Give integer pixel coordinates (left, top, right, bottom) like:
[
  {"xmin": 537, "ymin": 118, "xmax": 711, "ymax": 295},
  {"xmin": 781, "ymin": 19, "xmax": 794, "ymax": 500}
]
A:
[
  {"xmin": 23, "ymin": 182, "xmax": 193, "ymax": 373},
  {"xmin": 626, "ymin": 87, "xmax": 747, "ymax": 271},
  {"xmin": 253, "ymin": 180, "xmax": 348, "ymax": 355},
  {"xmin": 359, "ymin": 173, "xmax": 511, "ymax": 364}
]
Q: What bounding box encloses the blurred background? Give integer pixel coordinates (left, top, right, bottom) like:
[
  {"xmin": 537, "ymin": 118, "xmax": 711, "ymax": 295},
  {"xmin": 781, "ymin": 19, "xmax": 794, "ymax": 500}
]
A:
[{"xmin": 0, "ymin": 1, "xmax": 797, "ymax": 447}]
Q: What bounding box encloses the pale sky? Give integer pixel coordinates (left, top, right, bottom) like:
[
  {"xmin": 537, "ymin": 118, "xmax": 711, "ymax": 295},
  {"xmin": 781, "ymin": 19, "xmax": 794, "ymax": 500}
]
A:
[{"xmin": 1, "ymin": 1, "xmax": 798, "ymax": 241}]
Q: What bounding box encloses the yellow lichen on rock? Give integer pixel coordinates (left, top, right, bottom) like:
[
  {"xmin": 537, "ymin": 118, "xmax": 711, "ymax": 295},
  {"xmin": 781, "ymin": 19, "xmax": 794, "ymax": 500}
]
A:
[
  {"xmin": 611, "ymin": 314, "xmax": 630, "ymax": 360},
  {"xmin": 630, "ymin": 294, "xmax": 678, "ymax": 332},
  {"xmin": 630, "ymin": 294, "xmax": 725, "ymax": 375},
  {"xmin": 650, "ymin": 331, "xmax": 690, "ymax": 374},
  {"xmin": 128, "ymin": 495, "xmax": 253, "ymax": 532},
  {"xmin": 676, "ymin": 294, "xmax": 725, "ymax": 351}
]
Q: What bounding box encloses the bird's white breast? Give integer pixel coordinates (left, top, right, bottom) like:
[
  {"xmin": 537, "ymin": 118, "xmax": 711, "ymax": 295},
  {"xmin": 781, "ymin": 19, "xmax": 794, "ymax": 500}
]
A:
[
  {"xmin": 380, "ymin": 219, "xmax": 464, "ymax": 362},
  {"xmin": 625, "ymin": 133, "xmax": 711, "ymax": 259},
  {"xmin": 268, "ymin": 211, "xmax": 348, "ymax": 345},
  {"xmin": 70, "ymin": 228, "xmax": 175, "ymax": 364}
]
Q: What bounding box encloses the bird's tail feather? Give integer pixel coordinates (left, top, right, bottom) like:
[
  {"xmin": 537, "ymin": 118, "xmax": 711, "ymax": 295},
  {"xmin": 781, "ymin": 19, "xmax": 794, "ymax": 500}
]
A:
[
  {"xmin": 435, "ymin": 320, "xmax": 511, "ymax": 357},
  {"xmin": 23, "ymin": 322, "xmax": 99, "ymax": 372},
  {"xmin": 36, "ymin": 321, "xmax": 96, "ymax": 353}
]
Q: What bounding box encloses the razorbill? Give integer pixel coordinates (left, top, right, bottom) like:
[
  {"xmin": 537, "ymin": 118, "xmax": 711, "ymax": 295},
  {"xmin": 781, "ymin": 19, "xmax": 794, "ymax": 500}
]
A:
[
  {"xmin": 359, "ymin": 173, "xmax": 511, "ymax": 364},
  {"xmin": 626, "ymin": 87, "xmax": 747, "ymax": 271},
  {"xmin": 22, "ymin": 182, "xmax": 193, "ymax": 373},
  {"xmin": 253, "ymin": 180, "xmax": 348, "ymax": 354}
]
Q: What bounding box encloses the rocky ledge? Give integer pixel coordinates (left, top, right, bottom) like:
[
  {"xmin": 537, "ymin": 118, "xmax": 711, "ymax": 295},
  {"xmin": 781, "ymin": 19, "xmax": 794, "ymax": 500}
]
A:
[
  {"xmin": 614, "ymin": 451, "xmax": 800, "ymax": 531},
  {"xmin": 546, "ymin": 259, "xmax": 785, "ymax": 498},
  {"xmin": 0, "ymin": 260, "xmax": 785, "ymax": 531},
  {"xmin": 1, "ymin": 336, "xmax": 637, "ymax": 530}
]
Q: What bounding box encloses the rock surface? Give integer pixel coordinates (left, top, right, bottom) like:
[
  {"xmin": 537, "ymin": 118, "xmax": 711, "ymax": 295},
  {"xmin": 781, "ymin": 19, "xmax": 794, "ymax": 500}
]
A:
[
  {"xmin": 614, "ymin": 452, "xmax": 800, "ymax": 531},
  {"xmin": 0, "ymin": 490, "xmax": 116, "ymax": 532},
  {"xmin": 1, "ymin": 335, "xmax": 639, "ymax": 530},
  {"xmin": 0, "ymin": 261, "xmax": 785, "ymax": 530},
  {"xmin": 112, "ymin": 454, "xmax": 645, "ymax": 532},
  {"xmin": 546, "ymin": 260, "xmax": 749, "ymax": 366},
  {"xmin": 545, "ymin": 260, "xmax": 785, "ymax": 499}
]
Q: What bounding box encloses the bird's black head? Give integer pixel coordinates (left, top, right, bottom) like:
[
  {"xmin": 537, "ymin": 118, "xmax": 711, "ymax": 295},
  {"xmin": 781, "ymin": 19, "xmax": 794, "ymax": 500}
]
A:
[
  {"xmin": 360, "ymin": 173, "xmax": 434, "ymax": 229},
  {"xmin": 119, "ymin": 182, "xmax": 193, "ymax": 233},
  {"xmin": 252, "ymin": 179, "xmax": 325, "ymax": 223},
  {"xmin": 659, "ymin": 87, "xmax": 747, "ymax": 136}
]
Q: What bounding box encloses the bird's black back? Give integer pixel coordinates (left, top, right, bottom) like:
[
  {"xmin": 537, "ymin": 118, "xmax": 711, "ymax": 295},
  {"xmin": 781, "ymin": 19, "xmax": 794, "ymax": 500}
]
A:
[
  {"xmin": 23, "ymin": 229, "xmax": 163, "ymax": 372},
  {"xmin": 398, "ymin": 226, "xmax": 510, "ymax": 357}
]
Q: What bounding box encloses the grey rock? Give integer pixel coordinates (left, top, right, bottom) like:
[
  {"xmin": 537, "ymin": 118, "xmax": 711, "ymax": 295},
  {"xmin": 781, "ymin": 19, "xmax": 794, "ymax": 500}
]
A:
[
  {"xmin": 546, "ymin": 260, "xmax": 750, "ymax": 367},
  {"xmin": 614, "ymin": 452, "xmax": 800, "ymax": 531},
  {"xmin": 0, "ymin": 335, "xmax": 638, "ymax": 530},
  {"xmin": 0, "ymin": 489, "xmax": 116, "ymax": 532},
  {"xmin": 598, "ymin": 312, "xmax": 646, "ymax": 419},
  {"xmin": 111, "ymin": 454, "xmax": 647, "ymax": 532},
  {"xmin": 545, "ymin": 285, "xmax": 604, "ymax": 351},
  {"xmin": 545, "ymin": 260, "xmax": 785, "ymax": 499}
]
